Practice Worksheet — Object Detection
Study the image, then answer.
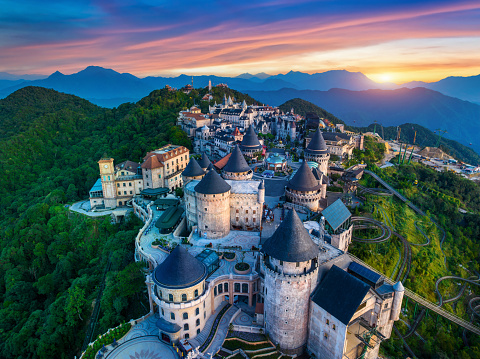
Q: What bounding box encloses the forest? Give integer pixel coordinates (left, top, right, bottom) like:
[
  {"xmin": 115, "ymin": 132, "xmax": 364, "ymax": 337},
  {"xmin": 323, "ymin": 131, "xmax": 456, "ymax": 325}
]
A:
[
  {"xmin": 0, "ymin": 85, "xmax": 251, "ymax": 358},
  {"xmin": 350, "ymin": 162, "xmax": 480, "ymax": 358}
]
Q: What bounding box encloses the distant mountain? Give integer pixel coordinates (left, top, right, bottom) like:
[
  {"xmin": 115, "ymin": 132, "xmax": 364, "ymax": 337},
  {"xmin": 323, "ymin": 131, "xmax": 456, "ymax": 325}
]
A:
[
  {"xmin": 403, "ymin": 74, "xmax": 480, "ymax": 104},
  {"xmin": 0, "ymin": 72, "xmax": 47, "ymax": 81},
  {"xmin": 247, "ymin": 87, "xmax": 480, "ymax": 154},
  {"xmin": 236, "ymin": 72, "xmax": 272, "ymax": 80}
]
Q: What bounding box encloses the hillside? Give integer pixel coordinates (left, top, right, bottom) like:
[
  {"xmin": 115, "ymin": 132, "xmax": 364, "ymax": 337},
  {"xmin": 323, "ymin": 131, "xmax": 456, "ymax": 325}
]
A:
[
  {"xmin": 278, "ymin": 98, "xmax": 479, "ymax": 165},
  {"xmin": 0, "ymin": 85, "xmax": 249, "ymax": 358},
  {"xmin": 248, "ymin": 87, "xmax": 480, "ymax": 154}
]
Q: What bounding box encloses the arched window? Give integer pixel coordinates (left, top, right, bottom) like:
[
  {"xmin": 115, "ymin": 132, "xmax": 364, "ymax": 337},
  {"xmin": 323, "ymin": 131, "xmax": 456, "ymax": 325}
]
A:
[
  {"xmin": 185, "ymin": 333, "xmax": 190, "ymax": 339},
  {"xmin": 159, "ymin": 290, "xmax": 162, "ymax": 299},
  {"xmin": 197, "ymin": 328, "xmax": 201, "ymax": 335},
  {"xmin": 196, "ymin": 308, "xmax": 200, "ymax": 316},
  {"xmin": 169, "ymin": 294, "xmax": 173, "ymax": 302},
  {"xmin": 171, "ymin": 312, "xmax": 175, "ymax": 320},
  {"xmin": 183, "ymin": 312, "xmax": 188, "ymax": 320},
  {"xmin": 182, "ymin": 294, "xmax": 187, "ymax": 302},
  {"xmin": 194, "ymin": 289, "xmax": 199, "ymax": 298},
  {"xmin": 242, "ymin": 284, "xmax": 248, "ymax": 293},
  {"xmin": 184, "ymin": 323, "xmax": 189, "ymax": 330},
  {"xmin": 196, "ymin": 319, "xmax": 200, "ymax": 326}
]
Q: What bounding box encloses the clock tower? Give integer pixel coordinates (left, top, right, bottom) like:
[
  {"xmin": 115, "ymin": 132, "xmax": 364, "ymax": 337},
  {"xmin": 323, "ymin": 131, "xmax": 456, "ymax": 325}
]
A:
[{"xmin": 98, "ymin": 158, "xmax": 117, "ymax": 209}]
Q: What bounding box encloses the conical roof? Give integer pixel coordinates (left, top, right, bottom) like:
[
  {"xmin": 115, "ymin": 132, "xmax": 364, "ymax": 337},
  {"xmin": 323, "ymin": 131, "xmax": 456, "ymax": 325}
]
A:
[
  {"xmin": 393, "ymin": 281, "xmax": 405, "ymax": 292},
  {"xmin": 287, "ymin": 161, "xmax": 323, "ymax": 192},
  {"xmin": 182, "ymin": 158, "xmax": 205, "ymax": 178},
  {"xmin": 240, "ymin": 126, "xmax": 262, "ymax": 151},
  {"xmin": 262, "ymin": 209, "xmax": 319, "ymax": 262},
  {"xmin": 207, "ymin": 163, "xmax": 214, "ymax": 171},
  {"xmin": 194, "ymin": 167, "xmax": 231, "ymax": 194},
  {"xmin": 258, "ymin": 180, "xmax": 265, "ymax": 190},
  {"xmin": 153, "ymin": 246, "xmax": 207, "ymax": 288},
  {"xmin": 198, "ymin": 153, "xmax": 211, "ymax": 169},
  {"xmin": 306, "ymin": 129, "xmax": 328, "ymax": 154},
  {"xmin": 223, "ymin": 145, "xmax": 251, "ymax": 173}
]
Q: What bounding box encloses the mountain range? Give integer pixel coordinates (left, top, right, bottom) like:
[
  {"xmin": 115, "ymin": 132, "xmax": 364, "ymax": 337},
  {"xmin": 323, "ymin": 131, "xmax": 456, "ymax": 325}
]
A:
[
  {"xmin": 1, "ymin": 66, "xmax": 479, "ymax": 107},
  {"xmin": 248, "ymin": 87, "xmax": 480, "ymax": 154}
]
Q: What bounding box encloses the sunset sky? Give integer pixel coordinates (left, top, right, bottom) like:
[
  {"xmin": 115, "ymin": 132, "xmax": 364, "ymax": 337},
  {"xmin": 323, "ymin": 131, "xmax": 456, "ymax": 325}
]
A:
[{"xmin": 1, "ymin": 0, "xmax": 480, "ymax": 83}]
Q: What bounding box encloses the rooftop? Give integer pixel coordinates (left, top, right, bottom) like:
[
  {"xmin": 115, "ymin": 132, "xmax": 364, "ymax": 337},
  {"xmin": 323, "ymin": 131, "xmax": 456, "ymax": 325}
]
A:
[
  {"xmin": 194, "ymin": 169, "xmax": 231, "ymax": 195},
  {"xmin": 223, "ymin": 145, "xmax": 251, "ymax": 173},
  {"xmin": 311, "ymin": 265, "xmax": 371, "ymax": 325},
  {"xmin": 287, "ymin": 161, "xmax": 323, "ymax": 192},
  {"xmin": 321, "ymin": 199, "xmax": 351, "ymax": 231},
  {"xmin": 182, "ymin": 158, "xmax": 205, "ymax": 178},
  {"xmin": 240, "ymin": 126, "xmax": 262, "ymax": 151},
  {"xmin": 305, "ymin": 129, "xmax": 328, "ymax": 154},
  {"xmin": 261, "ymin": 209, "xmax": 319, "ymax": 262}
]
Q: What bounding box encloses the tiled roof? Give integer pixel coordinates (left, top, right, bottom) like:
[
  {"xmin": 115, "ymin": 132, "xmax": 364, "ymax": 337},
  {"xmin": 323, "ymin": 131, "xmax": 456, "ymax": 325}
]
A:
[
  {"xmin": 141, "ymin": 154, "xmax": 163, "ymax": 169},
  {"xmin": 312, "ymin": 265, "xmax": 370, "ymax": 325}
]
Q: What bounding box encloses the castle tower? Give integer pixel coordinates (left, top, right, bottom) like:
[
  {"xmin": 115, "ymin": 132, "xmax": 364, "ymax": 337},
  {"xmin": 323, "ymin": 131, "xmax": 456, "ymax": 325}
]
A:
[
  {"xmin": 197, "ymin": 153, "xmax": 212, "ymax": 172},
  {"xmin": 240, "ymin": 125, "xmax": 263, "ymax": 158},
  {"xmin": 222, "ymin": 145, "xmax": 253, "ymax": 180},
  {"xmin": 194, "ymin": 169, "xmax": 231, "ymax": 239},
  {"xmin": 182, "ymin": 158, "xmax": 205, "ymax": 184},
  {"xmin": 285, "ymin": 161, "xmax": 324, "ymax": 212},
  {"xmin": 261, "ymin": 209, "xmax": 320, "ymax": 354},
  {"xmin": 98, "ymin": 158, "xmax": 117, "ymax": 209},
  {"xmin": 390, "ymin": 281, "xmax": 405, "ymax": 321},
  {"xmin": 258, "ymin": 180, "xmax": 265, "ymax": 204},
  {"xmin": 304, "ymin": 129, "xmax": 329, "ymax": 174}
]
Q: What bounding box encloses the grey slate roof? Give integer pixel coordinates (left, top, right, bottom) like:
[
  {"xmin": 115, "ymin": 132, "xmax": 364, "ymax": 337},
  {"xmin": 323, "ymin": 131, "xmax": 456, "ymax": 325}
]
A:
[
  {"xmin": 240, "ymin": 126, "xmax": 262, "ymax": 151},
  {"xmin": 312, "ymin": 265, "xmax": 370, "ymax": 325},
  {"xmin": 287, "ymin": 161, "xmax": 323, "ymax": 192},
  {"xmin": 258, "ymin": 180, "xmax": 265, "ymax": 190},
  {"xmin": 182, "ymin": 158, "xmax": 205, "ymax": 177},
  {"xmin": 207, "ymin": 163, "xmax": 215, "ymax": 171},
  {"xmin": 198, "ymin": 153, "xmax": 212, "ymax": 169},
  {"xmin": 156, "ymin": 317, "xmax": 181, "ymax": 333},
  {"xmin": 306, "ymin": 129, "xmax": 328, "ymax": 154},
  {"xmin": 223, "ymin": 145, "xmax": 251, "ymax": 173},
  {"xmin": 153, "ymin": 245, "xmax": 207, "ymax": 288},
  {"xmin": 194, "ymin": 168, "xmax": 231, "ymax": 194},
  {"xmin": 322, "ymin": 199, "xmax": 351, "ymax": 231},
  {"xmin": 261, "ymin": 209, "xmax": 319, "ymax": 262}
]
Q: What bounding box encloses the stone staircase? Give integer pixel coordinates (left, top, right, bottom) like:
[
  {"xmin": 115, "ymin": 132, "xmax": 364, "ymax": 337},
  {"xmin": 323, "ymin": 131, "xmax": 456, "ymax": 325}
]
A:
[{"xmin": 204, "ymin": 305, "xmax": 241, "ymax": 355}]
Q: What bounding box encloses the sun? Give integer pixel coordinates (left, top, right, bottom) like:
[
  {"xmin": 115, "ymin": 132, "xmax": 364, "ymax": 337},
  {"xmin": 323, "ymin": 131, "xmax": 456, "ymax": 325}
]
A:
[{"xmin": 378, "ymin": 73, "xmax": 393, "ymax": 83}]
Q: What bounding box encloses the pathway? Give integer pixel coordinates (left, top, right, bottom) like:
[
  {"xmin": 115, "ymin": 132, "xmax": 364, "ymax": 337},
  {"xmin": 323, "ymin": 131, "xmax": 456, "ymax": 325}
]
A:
[
  {"xmin": 204, "ymin": 305, "xmax": 241, "ymax": 356},
  {"xmin": 189, "ymin": 302, "xmax": 229, "ymax": 348}
]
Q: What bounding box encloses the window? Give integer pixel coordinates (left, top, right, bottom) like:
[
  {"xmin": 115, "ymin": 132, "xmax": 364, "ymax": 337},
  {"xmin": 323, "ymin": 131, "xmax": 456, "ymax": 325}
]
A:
[
  {"xmin": 169, "ymin": 294, "xmax": 173, "ymax": 302},
  {"xmin": 108, "ymin": 176, "xmax": 110, "ymax": 180},
  {"xmin": 159, "ymin": 290, "xmax": 162, "ymax": 299},
  {"xmin": 296, "ymin": 262, "xmax": 300, "ymax": 267},
  {"xmin": 205, "ymin": 208, "xmax": 207, "ymax": 211},
  {"xmin": 184, "ymin": 323, "xmax": 189, "ymax": 330},
  {"xmin": 234, "ymin": 283, "xmax": 240, "ymax": 292},
  {"xmin": 196, "ymin": 308, "xmax": 200, "ymax": 316},
  {"xmin": 129, "ymin": 182, "xmax": 132, "ymax": 186},
  {"xmin": 203, "ymin": 302, "xmax": 205, "ymax": 308},
  {"xmin": 185, "ymin": 333, "xmax": 190, "ymax": 339},
  {"xmin": 236, "ymin": 209, "xmax": 239, "ymax": 213},
  {"xmin": 161, "ymin": 308, "xmax": 164, "ymax": 316},
  {"xmin": 253, "ymin": 218, "xmax": 256, "ymax": 222},
  {"xmin": 171, "ymin": 313, "xmax": 175, "ymax": 320},
  {"xmin": 324, "ymin": 333, "xmax": 328, "ymax": 339},
  {"xmin": 123, "ymin": 183, "xmax": 126, "ymax": 187},
  {"xmin": 182, "ymin": 294, "xmax": 187, "ymax": 302},
  {"xmin": 224, "ymin": 283, "xmax": 228, "ymax": 292},
  {"xmin": 183, "ymin": 313, "xmax": 188, "ymax": 320},
  {"xmin": 280, "ymin": 260, "xmax": 283, "ymax": 266},
  {"xmin": 130, "ymin": 191, "xmax": 132, "ymax": 194},
  {"xmin": 124, "ymin": 191, "xmax": 127, "ymax": 195},
  {"xmin": 194, "ymin": 289, "xmax": 198, "ymax": 298},
  {"xmin": 158, "ymin": 174, "xmax": 161, "ymax": 178},
  {"xmin": 146, "ymin": 174, "xmax": 148, "ymax": 178},
  {"xmin": 118, "ymin": 192, "xmax": 121, "ymax": 196},
  {"xmin": 242, "ymin": 284, "xmax": 248, "ymax": 293},
  {"xmin": 245, "ymin": 218, "xmax": 248, "ymax": 222},
  {"xmin": 117, "ymin": 183, "xmax": 120, "ymax": 187},
  {"xmin": 204, "ymin": 312, "xmax": 206, "ymax": 318},
  {"xmin": 326, "ymin": 319, "xmax": 329, "ymax": 325},
  {"xmin": 384, "ymin": 303, "xmax": 389, "ymax": 309},
  {"xmin": 333, "ymin": 324, "xmax": 336, "ymax": 330},
  {"xmin": 214, "ymin": 287, "xmax": 217, "ymax": 296},
  {"xmin": 196, "ymin": 319, "xmax": 200, "ymax": 326},
  {"xmin": 246, "ymin": 210, "xmax": 248, "ymax": 214},
  {"xmin": 197, "ymin": 329, "xmax": 201, "ymax": 335}
]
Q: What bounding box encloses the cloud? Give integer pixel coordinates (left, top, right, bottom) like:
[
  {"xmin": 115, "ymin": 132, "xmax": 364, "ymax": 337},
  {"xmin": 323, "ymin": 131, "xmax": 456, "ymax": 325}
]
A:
[{"xmin": 0, "ymin": 0, "xmax": 479, "ymax": 81}]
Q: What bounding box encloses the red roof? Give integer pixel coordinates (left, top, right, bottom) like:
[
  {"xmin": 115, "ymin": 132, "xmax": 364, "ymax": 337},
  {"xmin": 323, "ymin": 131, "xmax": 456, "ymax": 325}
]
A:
[
  {"xmin": 141, "ymin": 155, "xmax": 163, "ymax": 170},
  {"xmin": 214, "ymin": 153, "xmax": 232, "ymax": 170}
]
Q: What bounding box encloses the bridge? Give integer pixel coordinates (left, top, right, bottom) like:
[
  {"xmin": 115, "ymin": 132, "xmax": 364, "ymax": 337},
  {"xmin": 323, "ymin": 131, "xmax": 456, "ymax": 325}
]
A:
[{"xmin": 348, "ymin": 254, "xmax": 480, "ymax": 336}]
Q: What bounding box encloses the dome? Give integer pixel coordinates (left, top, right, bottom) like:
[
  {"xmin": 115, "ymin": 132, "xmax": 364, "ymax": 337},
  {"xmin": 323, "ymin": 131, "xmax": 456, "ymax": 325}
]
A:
[
  {"xmin": 194, "ymin": 168, "xmax": 231, "ymax": 194},
  {"xmin": 153, "ymin": 246, "xmax": 207, "ymax": 288},
  {"xmin": 393, "ymin": 281, "xmax": 405, "ymax": 292},
  {"xmin": 266, "ymin": 153, "xmax": 286, "ymax": 165},
  {"xmin": 262, "ymin": 209, "xmax": 319, "ymax": 262}
]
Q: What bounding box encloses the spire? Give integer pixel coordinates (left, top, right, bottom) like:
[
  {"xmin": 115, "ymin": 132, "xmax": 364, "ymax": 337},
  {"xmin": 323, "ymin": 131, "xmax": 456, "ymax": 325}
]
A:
[
  {"xmin": 306, "ymin": 128, "xmax": 328, "ymax": 153},
  {"xmin": 182, "ymin": 158, "xmax": 205, "ymax": 178},
  {"xmin": 197, "ymin": 153, "xmax": 211, "ymax": 170},
  {"xmin": 194, "ymin": 168, "xmax": 231, "ymax": 195},
  {"xmin": 287, "ymin": 161, "xmax": 323, "ymax": 192},
  {"xmin": 240, "ymin": 126, "xmax": 262, "ymax": 151},
  {"xmin": 223, "ymin": 145, "xmax": 251, "ymax": 173}
]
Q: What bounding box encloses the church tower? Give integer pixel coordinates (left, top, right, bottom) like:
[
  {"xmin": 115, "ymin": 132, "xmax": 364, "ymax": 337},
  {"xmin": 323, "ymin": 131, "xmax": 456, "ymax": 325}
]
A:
[
  {"xmin": 98, "ymin": 158, "xmax": 117, "ymax": 209},
  {"xmin": 261, "ymin": 209, "xmax": 320, "ymax": 354}
]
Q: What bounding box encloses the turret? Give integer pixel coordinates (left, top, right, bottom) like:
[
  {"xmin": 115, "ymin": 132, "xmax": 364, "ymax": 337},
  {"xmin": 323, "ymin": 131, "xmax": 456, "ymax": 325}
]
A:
[
  {"xmin": 305, "ymin": 129, "xmax": 329, "ymax": 174},
  {"xmin": 390, "ymin": 281, "xmax": 405, "ymax": 321},
  {"xmin": 258, "ymin": 180, "xmax": 265, "ymax": 204},
  {"xmin": 261, "ymin": 209, "xmax": 319, "ymax": 354}
]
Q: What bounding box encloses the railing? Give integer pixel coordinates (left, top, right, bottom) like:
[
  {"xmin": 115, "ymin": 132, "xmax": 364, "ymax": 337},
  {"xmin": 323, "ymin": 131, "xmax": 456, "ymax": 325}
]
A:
[
  {"xmin": 132, "ymin": 200, "xmax": 157, "ymax": 267},
  {"xmin": 348, "ymin": 254, "xmax": 480, "ymax": 335}
]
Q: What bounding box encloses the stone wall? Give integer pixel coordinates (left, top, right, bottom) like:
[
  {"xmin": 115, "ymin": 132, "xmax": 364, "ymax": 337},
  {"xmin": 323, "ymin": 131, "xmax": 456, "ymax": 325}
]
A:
[{"xmin": 196, "ymin": 191, "xmax": 231, "ymax": 239}]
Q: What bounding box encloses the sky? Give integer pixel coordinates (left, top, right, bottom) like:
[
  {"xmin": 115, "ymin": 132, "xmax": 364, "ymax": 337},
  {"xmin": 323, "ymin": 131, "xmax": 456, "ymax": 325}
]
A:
[{"xmin": 1, "ymin": 0, "xmax": 480, "ymax": 83}]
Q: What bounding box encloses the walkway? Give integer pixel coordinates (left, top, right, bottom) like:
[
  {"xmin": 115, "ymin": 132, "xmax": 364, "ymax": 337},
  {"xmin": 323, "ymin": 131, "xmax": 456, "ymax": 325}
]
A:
[
  {"xmin": 189, "ymin": 302, "xmax": 229, "ymax": 348},
  {"xmin": 348, "ymin": 254, "xmax": 480, "ymax": 335},
  {"xmin": 204, "ymin": 305, "xmax": 241, "ymax": 356}
]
